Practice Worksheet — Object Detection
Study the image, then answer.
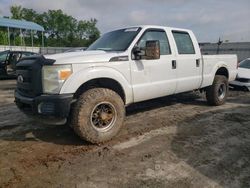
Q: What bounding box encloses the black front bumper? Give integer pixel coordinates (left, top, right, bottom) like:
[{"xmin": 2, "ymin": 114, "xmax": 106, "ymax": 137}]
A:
[{"xmin": 15, "ymin": 91, "xmax": 73, "ymax": 118}]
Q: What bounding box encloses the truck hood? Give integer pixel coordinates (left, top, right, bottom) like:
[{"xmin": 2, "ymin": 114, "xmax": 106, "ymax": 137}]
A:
[
  {"xmin": 237, "ymin": 68, "xmax": 250, "ymax": 79},
  {"xmin": 44, "ymin": 50, "xmax": 126, "ymax": 64}
]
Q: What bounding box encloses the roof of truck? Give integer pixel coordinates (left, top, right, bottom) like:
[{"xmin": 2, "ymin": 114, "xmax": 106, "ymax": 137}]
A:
[
  {"xmin": 139, "ymin": 25, "xmax": 191, "ymax": 30},
  {"xmin": 107, "ymin": 25, "xmax": 192, "ymax": 33}
]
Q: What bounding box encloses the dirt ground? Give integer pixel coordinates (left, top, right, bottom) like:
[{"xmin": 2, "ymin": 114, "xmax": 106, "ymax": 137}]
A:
[{"xmin": 0, "ymin": 79, "xmax": 249, "ymax": 188}]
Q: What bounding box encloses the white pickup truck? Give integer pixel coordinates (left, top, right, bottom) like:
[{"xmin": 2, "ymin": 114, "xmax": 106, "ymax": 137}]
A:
[{"xmin": 15, "ymin": 25, "xmax": 238, "ymax": 143}]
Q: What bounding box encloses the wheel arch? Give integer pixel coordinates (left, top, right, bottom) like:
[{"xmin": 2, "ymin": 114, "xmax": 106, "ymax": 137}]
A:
[
  {"xmin": 215, "ymin": 66, "xmax": 229, "ymax": 79},
  {"xmin": 59, "ymin": 67, "xmax": 133, "ymax": 104},
  {"xmin": 74, "ymin": 78, "xmax": 126, "ymax": 103}
]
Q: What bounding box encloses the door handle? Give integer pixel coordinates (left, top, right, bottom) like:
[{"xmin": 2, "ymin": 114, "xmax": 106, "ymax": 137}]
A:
[
  {"xmin": 172, "ymin": 60, "xmax": 177, "ymax": 69},
  {"xmin": 196, "ymin": 59, "xmax": 200, "ymax": 67}
]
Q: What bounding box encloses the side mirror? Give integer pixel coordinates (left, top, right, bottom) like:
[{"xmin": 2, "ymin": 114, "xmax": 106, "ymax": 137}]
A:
[{"xmin": 145, "ymin": 40, "xmax": 160, "ymax": 60}]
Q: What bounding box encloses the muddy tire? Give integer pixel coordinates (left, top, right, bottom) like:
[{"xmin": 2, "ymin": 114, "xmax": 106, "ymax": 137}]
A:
[
  {"xmin": 206, "ymin": 75, "xmax": 228, "ymax": 106},
  {"xmin": 71, "ymin": 88, "xmax": 125, "ymax": 144}
]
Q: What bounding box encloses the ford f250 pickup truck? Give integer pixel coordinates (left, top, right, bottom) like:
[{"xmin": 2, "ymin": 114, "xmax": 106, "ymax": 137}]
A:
[{"xmin": 15, "ymin": 25, "xmax": 238, "ymax": 143}]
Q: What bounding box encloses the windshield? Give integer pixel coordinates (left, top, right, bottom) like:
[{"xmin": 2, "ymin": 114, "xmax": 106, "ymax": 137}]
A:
[
  {"xmin": 87, "ymin": 27, "xmax": 141, "ymax": 51},
  {"xmin": 239, "ymin": 59, "xmax": 250, "ymax": 69}
]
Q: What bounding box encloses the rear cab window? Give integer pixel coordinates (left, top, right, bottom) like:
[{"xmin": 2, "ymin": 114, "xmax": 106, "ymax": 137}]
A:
[{"xmin": 172, "ymin": 31, "xmax": 195, "ymax": 54}]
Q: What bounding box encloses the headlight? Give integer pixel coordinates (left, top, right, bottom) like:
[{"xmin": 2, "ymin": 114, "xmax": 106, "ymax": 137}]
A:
[{"xmin": 42, "ymin": 64, "xmax": 72, "ymax": 94}]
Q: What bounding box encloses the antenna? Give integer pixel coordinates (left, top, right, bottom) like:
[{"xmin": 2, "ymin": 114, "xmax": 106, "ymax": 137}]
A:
[{"xmin": 216, "ymin": 37, "xmax": 223, "ymax": 54}]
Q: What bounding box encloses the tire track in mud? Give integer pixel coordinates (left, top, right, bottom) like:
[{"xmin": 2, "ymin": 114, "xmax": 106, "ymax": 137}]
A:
[
  {"xmin": 9, "ymin": 94, "xmax": 249, "ymax": 171},
  {"xmin": 0, "ymin": 104, "xmax": 32, "ymax": 138}
]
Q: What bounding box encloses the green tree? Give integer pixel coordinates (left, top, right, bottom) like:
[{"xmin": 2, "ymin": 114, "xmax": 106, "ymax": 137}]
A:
[
  {"xmin": 21, "ymin": 8, "xmax": 38, "ymax": 22},
  {"xmin": 0, "ymin": 30, "xmax": 8, "ymax": 45},
  {"xmin": 4, "ymin": 5, "xmax": 101, "ymax": 47},
  {"xmin": 10, "ymin": 5, "xmax": 23, "ymax": 19},
  {"xmin": 77, "ymin": 19, "xmax": 100, "ymax": 46}
]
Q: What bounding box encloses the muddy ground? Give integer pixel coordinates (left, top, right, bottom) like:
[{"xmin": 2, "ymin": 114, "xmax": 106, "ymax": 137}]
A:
[{"xmin": 0, "ymin": 79, "xmax": 249, "ymax": 188}]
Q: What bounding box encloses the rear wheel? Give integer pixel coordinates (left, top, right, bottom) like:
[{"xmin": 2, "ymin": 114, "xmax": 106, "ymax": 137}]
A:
[
  {"xmin": 71, "ymin": 88, "xmax": 125, "ymax": 144},
  {"xmin": 206, "ymin": 75, "xmax": 228, "ymax": 106}
]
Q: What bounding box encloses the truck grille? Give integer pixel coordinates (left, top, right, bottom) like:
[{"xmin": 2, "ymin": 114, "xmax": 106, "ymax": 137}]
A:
[
  {"xmin": 17, "ymin": 67, "xmax": 33, "ymax": 97},
  {"xmin": 16, "ymin": 56, "xmax": 55, "ymax": 97}
]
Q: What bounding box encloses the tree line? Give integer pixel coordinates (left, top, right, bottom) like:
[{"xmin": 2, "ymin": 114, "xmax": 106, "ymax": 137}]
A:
[{"xmin": 0, "ymin": 5, "xmax": 100, "ymax": 47}]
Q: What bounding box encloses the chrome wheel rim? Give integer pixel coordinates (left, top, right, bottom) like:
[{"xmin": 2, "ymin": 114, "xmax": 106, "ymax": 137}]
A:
[
  {"xmin": 218, "ymin": 83, "xmax": 226, "ymax": 100},
  {"xmin": 90, "ymin": 102, "xmax": 117, "ymax": 132}
]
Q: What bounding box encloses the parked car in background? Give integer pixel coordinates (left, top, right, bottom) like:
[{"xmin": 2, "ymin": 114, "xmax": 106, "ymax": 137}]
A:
[
  {"xmin": 230, "ymin": 58, "xmax": 250, "ymax": 91},
  {"xmin": 64, "ymin": 47, "xmax": 87, "ymax": 53},
  {"xmin": 0, "ymin": 50, "xmax": 38, "ymax": 77}
]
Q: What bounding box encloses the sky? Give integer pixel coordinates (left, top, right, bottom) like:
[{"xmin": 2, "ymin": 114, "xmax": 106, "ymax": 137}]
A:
[{"xmin": 0, "ymin": 0, "xmax": 249, "ymax": 42}]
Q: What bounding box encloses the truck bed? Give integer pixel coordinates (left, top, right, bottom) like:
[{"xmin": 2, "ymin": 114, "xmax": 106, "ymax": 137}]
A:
[{"xmin": 201, "ymin": 54, "xmax": 238, "ymax": 88}]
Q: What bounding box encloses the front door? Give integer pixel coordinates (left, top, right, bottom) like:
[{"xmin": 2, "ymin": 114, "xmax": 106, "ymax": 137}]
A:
[{"xmin": 130, "ymin": 29, "xmax": 177, "ymax": 102}]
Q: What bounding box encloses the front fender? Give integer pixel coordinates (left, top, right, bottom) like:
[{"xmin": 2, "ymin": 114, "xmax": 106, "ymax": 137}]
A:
[{"xmin": 59, "ymin": 66, "xmax": 133, "ymax": 105}]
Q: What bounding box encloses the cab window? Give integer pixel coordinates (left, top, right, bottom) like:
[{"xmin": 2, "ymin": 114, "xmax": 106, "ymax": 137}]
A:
[
  {"xmin": 137, "ymin": 30, "xmax": 171, "ymax": 55},
  {"xmin": 172, "ymin": 31, "xmax": 195, "ymax": 54}
]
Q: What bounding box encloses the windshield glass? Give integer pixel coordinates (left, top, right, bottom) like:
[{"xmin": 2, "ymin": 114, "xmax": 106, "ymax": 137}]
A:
[
  {"xmin": 0, "ymin": 51, "xmax": 8, "ymax": 62},
  {"xmin": 87, "ymin": 27, "xmax": 141, "ymax": 51},
  {"xmin": 239, "ymin": 59, "xmax": 250, "ymax": 69}
]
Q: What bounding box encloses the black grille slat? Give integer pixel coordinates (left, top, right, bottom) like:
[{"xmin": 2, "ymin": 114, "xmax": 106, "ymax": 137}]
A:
[
  {"xmin": 16, "ymin": 69, "xmax": 31, "ymax": 82},
  {"xmin": 17, "ymin": 69, "xmax": 30, "ymax": 77},
  {"xmin": 16, "ymin": 66, "xmax": 32, "ymax": 70},
  {"xmin": 17, "ymin": 82, "xmax": 32, "ymax": 90},
  {"xmin": 18, "ymin": 88, "xmax": 34, "ymax": 96},
  {"xmin": 16, "ymin": 66, "xmax": 34, "ymax": 97}
]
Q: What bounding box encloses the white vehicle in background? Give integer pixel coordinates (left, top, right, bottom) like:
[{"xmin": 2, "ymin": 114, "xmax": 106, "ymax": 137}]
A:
[
  {"xmin": 230, "ymin": 58, "xmax": 250, "ymax": 91},
  {"xmin": 15, "ymin": 25, "xmax": 238, "ymax": 144}
]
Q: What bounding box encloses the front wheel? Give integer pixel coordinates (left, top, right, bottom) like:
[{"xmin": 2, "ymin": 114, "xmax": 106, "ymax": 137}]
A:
[
  {"xmin": 71, "ymin": 88, "xmax": 125, "ymax": 144},
  {"xmin": 206, "ymin": 75, "xmax": 229, "ymax": 106}
]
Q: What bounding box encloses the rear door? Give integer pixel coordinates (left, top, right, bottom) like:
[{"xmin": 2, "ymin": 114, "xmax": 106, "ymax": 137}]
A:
[{"xmin": 171, "ymin": 30, "xmax": 202, "ymax": 93}]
